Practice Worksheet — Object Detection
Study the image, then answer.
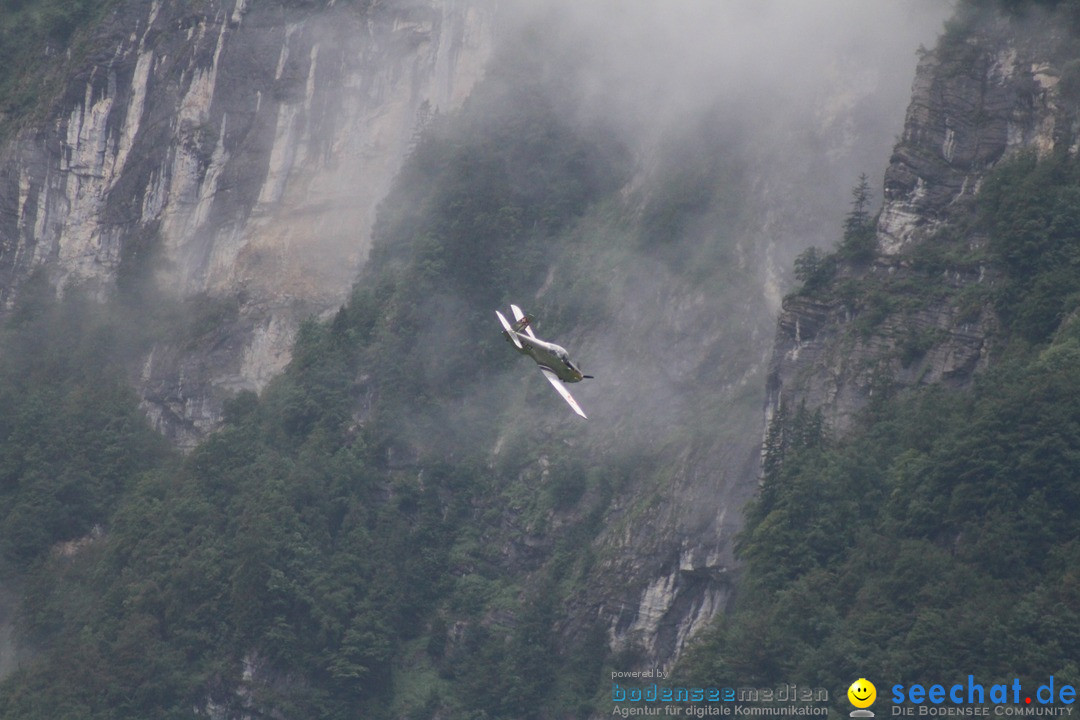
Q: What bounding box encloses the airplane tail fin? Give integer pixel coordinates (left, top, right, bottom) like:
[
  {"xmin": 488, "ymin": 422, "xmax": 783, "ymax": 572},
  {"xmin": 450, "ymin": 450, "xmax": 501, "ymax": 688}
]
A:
[
  {"xmin": 512, "ymin": 315, "xmax": 534, "ymax": 333},
  {"xmin": 496, "ymin": 310, "xmax": 523, "ymax": 349},
  {"xmin": 510, "ymin": 304, "xmax": 537, "ymax": 338}
]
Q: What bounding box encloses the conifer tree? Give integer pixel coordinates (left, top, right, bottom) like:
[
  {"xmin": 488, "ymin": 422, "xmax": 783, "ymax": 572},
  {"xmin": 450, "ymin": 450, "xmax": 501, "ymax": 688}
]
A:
[{"xmin": 839, "ymin": 173, "xmax": 877, "ymax": 262}]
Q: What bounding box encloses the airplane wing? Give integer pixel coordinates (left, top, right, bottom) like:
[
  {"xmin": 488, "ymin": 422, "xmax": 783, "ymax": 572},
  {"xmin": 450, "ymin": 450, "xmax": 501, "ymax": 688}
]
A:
[
  {"xmin": 496, "ymin": 310, "xmax": 523, "ymax": 349},
  {"xmin": 539, "ymin": 367, "xmax": 587, "ymax": 419},
  {"xmin": 510, "ymin": 304, "xmax": 537, "ymax": 338}
]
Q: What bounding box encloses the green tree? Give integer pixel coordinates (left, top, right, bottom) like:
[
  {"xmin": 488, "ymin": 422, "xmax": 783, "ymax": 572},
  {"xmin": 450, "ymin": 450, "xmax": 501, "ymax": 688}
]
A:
[
  {"xmin": 793, "ymin": 246, "xmax": 835, "ymax": 291},
  {"xmin": 838, "ymin": 174, "xmax": 877, "ymax": 263}
]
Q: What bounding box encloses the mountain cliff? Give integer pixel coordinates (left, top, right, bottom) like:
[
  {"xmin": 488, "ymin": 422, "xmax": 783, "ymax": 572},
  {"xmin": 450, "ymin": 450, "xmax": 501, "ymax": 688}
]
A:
[
  {"xmin": 675, "ymin": 0, "xmax": 1080, "ymax": 705},
  {"xmin": 0, "ymin": 0, "xmax": 493, "ymax": 447},
  {"xmin": 0, "ymin": 1, "xmax": 997, "ymax": 719},
  {"xmin": 767, "ymin": 3, "xmax": 1080, "ymax": 432}
]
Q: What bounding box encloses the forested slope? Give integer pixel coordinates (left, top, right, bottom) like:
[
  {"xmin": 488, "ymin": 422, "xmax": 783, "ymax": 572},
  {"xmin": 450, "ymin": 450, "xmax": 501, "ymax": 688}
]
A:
[
  {"xmin": 0, "ymin": 1, "xmax": 980, "ymax": 719},
  {"xmin": 0, "ymin": 39, "xmax": 633, "ymax": 719},
  {"xmin": 677, "ymin": 2, "xmax": 1080, "ymax": 707}
]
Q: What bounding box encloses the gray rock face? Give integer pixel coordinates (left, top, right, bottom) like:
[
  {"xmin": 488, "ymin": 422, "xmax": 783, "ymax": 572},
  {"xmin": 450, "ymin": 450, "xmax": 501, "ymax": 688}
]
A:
[
  {"xmin": 767, "ymin": 266, "xmax": 998, "ymax": 435},
  {"xmin": 879, "ymin": 13, "xmax": 1073, "ymax": 254},
  {"xmin": 0, "ymin": 0, "xmax": 493, "ymax": 446},
  {"xmin": 767, "ymin": 7, "xmax": 1078, "ymax": 437},
  {"xmin": 0, "ymin": 0, "xmax": 958, "ymax": 684}
]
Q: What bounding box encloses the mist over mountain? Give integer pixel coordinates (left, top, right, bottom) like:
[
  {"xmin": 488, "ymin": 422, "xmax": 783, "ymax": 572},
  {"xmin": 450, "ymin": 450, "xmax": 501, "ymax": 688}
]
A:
[{"xmin": 17, "ymin": 0, "xmax": 1080, "ymax": 718}]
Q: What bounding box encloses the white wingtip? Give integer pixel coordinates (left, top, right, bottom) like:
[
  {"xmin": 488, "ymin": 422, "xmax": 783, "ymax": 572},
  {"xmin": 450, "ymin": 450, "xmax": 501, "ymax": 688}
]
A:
[{"xmin": 539, "ymin": 367, "xmax": 587, "ymax": 419}]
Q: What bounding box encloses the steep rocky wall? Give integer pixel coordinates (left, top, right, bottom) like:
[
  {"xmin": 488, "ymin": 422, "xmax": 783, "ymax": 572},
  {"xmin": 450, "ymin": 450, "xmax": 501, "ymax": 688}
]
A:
[
  {"xmin": 766, "ymin": 7, "xmax": 1078, "ymax": 435},
  {"xmin": 879, "ymin": 12, "xmax": 1074, "ymax": 254},
  {"xmin": 0, "ymin": 0, "xmax": 953, "ymax": 685},
  {"xmin": 0, "ymin": 0, "xmax": 494, "ymax": 446},
  {"xmin": 553, "ymin": 3, "xmax": 950, "ymax": 668}
]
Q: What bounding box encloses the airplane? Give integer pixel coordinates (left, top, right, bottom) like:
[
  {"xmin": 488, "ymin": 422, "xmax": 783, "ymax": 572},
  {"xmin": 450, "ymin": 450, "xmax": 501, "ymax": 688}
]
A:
[{"xmin": 496, "ymin": 304, "xmax": 593, "ymax": 419}]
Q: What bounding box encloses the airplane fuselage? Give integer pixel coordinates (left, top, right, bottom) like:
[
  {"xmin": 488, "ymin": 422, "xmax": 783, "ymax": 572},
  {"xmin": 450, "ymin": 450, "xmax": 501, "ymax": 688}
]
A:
[{"xmin": 508, "ymin": 333, "xmax": 585, "ymax": 384}]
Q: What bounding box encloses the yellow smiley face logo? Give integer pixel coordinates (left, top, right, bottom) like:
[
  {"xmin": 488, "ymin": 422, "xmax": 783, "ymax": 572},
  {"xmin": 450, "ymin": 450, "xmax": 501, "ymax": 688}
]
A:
[{"xmin": 848, "ymin": 678, "xmax": 876, "ymax": 708}]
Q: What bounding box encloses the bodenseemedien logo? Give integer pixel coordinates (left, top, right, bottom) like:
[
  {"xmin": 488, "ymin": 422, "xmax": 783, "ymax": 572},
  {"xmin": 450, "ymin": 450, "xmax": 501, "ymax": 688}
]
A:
[
  {"xmin": 609, "ymin": 677, "xmax": 830, "ymax": 716},
  {"xmin": 849, "ymin": 679, "xmax": 877, "ymax": 718}
]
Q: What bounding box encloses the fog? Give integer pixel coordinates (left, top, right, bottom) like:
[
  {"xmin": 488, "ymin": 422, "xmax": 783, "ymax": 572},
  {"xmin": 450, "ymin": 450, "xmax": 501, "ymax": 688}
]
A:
[
  {"xmin": 512, "ymin": 0, "xmax": 948, "ymax": 150},
  {"xmin": 396, "ymin": 0, "xmax": 957, "ymax": 662},
  {"xmin": 471, "ymin": 0, "xmax": 952, "ymax": 416},
  {"xmin": 388, "ymin": 0, "xmax": 956, "ymax": 459}
]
